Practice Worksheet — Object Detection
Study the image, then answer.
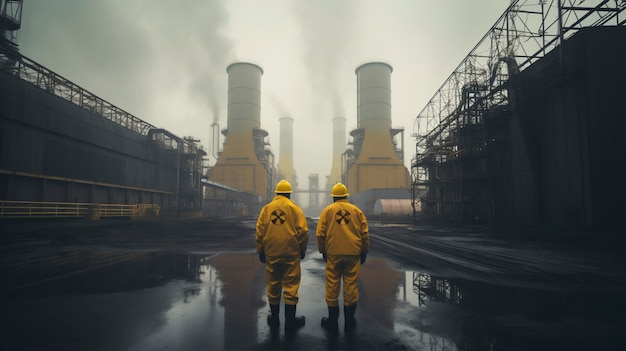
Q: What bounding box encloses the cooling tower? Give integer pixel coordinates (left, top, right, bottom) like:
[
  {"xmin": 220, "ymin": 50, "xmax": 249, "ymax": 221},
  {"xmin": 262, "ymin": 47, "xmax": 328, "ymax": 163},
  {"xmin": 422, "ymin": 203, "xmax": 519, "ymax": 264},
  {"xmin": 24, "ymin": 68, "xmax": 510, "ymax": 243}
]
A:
[
  {"xmin": 326, "ymin": 116, "xmax": 346, "ymax": 189},
  {"xmin": 347, "ymin": 62, "xmax": 409, "ymax": 194},
  {"xmin": 208, "ymin": 62, "xmax": 273, "ymax": 197},
  {"xmin": 277, "ymin": 117, "xmax": 297, "ymax": 187}
]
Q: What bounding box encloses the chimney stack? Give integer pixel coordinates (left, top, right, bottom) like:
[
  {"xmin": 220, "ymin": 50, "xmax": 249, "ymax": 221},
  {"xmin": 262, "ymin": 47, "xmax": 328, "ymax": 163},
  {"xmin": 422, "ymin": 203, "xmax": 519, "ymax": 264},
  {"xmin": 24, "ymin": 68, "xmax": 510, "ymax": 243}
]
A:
[
  {"xmin": 346, "ymin": 62, "xmax": 409, "ymax": 194},
  {"xmin": 278, "ymin": 116, "xmax": 297, "ymax": 187},
  {"xmin": 208, "ymin": 62, "xmax": 273, "ymax": 197},
  {"xmin": 326, "ymin": 116, "xmax": 346, "ymax": 189}
]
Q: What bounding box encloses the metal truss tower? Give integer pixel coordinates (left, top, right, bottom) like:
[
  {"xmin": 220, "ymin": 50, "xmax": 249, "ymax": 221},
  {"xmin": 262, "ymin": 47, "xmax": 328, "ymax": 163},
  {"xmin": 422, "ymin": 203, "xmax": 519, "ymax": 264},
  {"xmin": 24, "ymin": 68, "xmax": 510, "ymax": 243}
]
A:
[
  {"xmin": 411, "ymin": 0, "xmax": 625, "ymax": 221},
  {"xmin": 0, "ymin": 0, "xmax": 22, "ymax": 69}
]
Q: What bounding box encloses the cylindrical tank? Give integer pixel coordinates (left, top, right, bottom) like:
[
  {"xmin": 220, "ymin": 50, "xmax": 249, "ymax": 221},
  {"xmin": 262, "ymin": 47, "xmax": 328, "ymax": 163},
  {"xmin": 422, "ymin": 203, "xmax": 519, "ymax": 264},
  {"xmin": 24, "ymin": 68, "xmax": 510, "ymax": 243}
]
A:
[
  {"xmin": 226, "ymin": 62, "xmax": 263, "ymax": 132},
  {"xmin": 373, "ymin": 199, "xmax": 415, "ymax": 216},
  {"xmin": 355, "ymin": 62, "xmax": 393, "ymax": 131}
]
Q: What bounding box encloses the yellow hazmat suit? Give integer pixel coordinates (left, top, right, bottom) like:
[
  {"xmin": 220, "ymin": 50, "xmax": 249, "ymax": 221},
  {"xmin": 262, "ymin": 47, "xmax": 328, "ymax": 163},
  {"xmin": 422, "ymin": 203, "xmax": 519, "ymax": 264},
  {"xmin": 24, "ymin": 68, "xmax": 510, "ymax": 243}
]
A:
[
  {"xmin": 256, "ymin": 195, "xmax": 309, "ymax": 305},
  {"xmin": 316, "ymin": 198, "xmax": 369, "ymax": 307}
]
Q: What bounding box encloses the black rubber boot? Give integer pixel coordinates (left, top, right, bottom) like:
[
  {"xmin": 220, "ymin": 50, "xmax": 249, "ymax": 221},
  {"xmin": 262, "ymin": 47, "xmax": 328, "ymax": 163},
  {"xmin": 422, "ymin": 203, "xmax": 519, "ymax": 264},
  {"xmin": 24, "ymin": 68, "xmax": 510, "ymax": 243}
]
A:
[
  {"xmin": 344, "ymin": 304, "xmax": 357, "ymax": 333},
  {"xmin": 284, "ymin": 304, "xmax": 305, "ymax": 330},
  {"xmin": 321, "ymin": 306, "xmax": 339, "ymax": 332},
  {"xmin": 267, "ymin": 304, "xmax": 280, "ymax": 327}
]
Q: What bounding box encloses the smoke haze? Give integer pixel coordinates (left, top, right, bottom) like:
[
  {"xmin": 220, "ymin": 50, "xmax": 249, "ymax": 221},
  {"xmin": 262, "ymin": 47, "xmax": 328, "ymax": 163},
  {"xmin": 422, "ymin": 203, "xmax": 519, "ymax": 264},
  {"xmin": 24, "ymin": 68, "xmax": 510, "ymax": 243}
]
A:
[{"xmin": 18, "ymin": 0, "xmax": 508, "ymax": 188}]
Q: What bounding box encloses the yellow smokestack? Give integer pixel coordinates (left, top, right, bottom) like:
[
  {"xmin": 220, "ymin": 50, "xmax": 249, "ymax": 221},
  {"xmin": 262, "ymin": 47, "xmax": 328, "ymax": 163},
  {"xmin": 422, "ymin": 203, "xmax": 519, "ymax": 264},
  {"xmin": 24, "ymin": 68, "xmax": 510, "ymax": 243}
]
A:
[
  {"xmin": 208, "ymin": 62, "xmax": 271, "ymax": 197},
  {"xmin": 347, "ymin": 62, "xmax": 409, "ymax": 193},
  {"xmin": 278, "ymin": 116, "xmax": 297, "ymax": 187},
  {"xmin": 326, "ymin": 116, "xmax": 346, "ymax": 189}
]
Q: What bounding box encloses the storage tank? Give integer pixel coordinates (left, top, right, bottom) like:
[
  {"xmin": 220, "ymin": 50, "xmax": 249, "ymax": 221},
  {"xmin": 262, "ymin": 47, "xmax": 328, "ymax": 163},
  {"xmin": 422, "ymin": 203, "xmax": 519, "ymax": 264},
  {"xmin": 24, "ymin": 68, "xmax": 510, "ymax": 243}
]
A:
[{"xmin": 373, "ymin": 198, "xmax": 416, "ymax": 223}]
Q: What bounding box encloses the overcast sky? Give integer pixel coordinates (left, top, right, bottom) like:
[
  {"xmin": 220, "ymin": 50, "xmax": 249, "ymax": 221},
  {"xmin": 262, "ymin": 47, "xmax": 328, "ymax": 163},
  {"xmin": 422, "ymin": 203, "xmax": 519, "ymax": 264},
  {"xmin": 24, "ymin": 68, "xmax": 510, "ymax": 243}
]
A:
[{"xmin": 18, "ymin": 0, "xmax": 510, "ymax": 188}]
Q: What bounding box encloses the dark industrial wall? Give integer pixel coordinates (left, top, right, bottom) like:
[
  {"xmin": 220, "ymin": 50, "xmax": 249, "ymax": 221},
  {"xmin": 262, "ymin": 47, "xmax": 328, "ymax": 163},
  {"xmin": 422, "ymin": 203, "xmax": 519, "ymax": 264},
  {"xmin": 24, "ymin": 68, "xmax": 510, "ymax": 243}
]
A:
[
  {"xmin": 0, "ymin": 71, "xmax": 179, "ymax": 206},
  {"xmin": 493, "ymin": 26, "xmax": 625, "ymax": 233}
]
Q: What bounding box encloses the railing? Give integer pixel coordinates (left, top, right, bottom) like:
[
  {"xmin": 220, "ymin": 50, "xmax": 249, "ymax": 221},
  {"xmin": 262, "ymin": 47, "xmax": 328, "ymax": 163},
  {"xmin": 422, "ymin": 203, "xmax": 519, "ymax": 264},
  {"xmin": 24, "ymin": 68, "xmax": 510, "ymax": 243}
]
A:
[
  {"xmin": 0, "ymin": 201, "xmax": 159, "ymax": 220},
  {"xmin": 95, "ymin": 203, "xmax": 160, "ymax": 219},
  {"xmin": 0, "ymin": 200, "xmax": 91, "ymax": 218},
  {"xmin": 0, "ymin": 52, "xmax": 158, "ymax": 136}
]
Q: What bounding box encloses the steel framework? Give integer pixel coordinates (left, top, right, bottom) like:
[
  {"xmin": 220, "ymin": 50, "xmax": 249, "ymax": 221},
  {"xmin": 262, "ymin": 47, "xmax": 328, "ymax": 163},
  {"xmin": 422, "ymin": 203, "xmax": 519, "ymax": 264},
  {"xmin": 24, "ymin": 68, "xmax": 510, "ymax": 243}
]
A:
[
  {"xmin": 411, "ymin": 0, "xmax": 625, "ymax": 220},
  {"xmin": 1, "ymin": 52, "xmax": 159, "ymax": 136},
  {"xmin": 1, "ymin": 2, "xmax": 209, "ymax": 213}
]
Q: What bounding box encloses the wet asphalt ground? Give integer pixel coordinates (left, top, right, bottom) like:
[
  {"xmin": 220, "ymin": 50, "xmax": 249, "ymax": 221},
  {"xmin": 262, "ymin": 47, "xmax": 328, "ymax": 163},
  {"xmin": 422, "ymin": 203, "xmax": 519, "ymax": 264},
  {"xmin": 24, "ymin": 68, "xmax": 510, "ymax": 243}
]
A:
[{"xmin": 1, "ymin": 218, "xmax": 624, "ymax": 350}]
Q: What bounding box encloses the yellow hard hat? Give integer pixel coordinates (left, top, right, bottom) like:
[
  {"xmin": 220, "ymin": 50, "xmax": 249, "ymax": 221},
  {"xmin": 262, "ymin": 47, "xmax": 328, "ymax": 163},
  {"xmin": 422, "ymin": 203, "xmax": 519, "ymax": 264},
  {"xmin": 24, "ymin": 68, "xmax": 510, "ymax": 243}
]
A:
[
  {"xmin": 275, "ymin": 179, "xmax": 293, "ymax": 193},
  {"xmin": 331, "ymin": 183, "xmax": 349, "ymax": 197}
]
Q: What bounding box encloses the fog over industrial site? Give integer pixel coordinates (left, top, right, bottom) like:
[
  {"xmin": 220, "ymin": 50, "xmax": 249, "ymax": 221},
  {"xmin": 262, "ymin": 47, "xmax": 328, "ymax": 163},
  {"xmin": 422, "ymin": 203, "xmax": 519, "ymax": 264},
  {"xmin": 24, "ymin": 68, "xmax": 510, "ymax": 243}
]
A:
[{"xmin": 18, "ymin": 0, "xmax": 508, "ymax": 187}]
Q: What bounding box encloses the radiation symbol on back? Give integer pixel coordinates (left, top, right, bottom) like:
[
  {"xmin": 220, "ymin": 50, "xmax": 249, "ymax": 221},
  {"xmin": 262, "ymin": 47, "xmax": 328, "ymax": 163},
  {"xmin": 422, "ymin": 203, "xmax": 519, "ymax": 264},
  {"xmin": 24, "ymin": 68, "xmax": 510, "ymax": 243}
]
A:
[
  {"xmin": 270, "ymin": 209, "xmax": 286, "ymax": 225},
  {"xmin": 335, "ymin": 209, "xmax": 351, "ymax": 225}
]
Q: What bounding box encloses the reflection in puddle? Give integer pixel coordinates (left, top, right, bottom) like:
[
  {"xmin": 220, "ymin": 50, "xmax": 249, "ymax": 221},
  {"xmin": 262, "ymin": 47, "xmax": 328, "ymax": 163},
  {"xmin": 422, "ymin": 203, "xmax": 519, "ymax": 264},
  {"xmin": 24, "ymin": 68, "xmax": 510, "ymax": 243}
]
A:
[
  {"xmin": 395, "ymin": 271, "xmax": 625, "ymax": 350},
  {"xmin": 411, "ymin": 272, "xmax": 464, "ymax": 307},
  {"xmin": 209, "ymin": 253, "xmax": 266, "ymax": 349},
  {"xmin": 1, "ymin": 251, "xmax": 267, "ymax": 350},
  {"xmin": 359, "ymin": 258, "xmax": 461, "ymax": 350},
  {"xmin": 359, "ymin": 257, "xmax": 402, "ymax": 329},
  {"xmin": 1, "ymin": 251, "xmax": 207, "ymax": 297},
  {"xmin": 1, "ymin": 250, "xmax": 623, "ymax": 350}
]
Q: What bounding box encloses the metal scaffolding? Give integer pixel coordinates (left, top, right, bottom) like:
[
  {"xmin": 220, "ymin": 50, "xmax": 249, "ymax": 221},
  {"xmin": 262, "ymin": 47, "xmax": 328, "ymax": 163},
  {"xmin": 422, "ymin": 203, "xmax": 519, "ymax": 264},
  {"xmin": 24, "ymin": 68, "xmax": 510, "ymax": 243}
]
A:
[{"xmin": 411, "ymin": 0, "xmax": 625, "ymax": 222}]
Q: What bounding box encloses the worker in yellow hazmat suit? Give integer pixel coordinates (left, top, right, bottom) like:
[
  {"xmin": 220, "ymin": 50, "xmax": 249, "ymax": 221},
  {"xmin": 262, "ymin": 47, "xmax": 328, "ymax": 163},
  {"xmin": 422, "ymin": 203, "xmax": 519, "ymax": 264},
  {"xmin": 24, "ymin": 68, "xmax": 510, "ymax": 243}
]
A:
[
  {"xmin": 256, "ymin": 179, "xmax": 308, "ymax": 330},
  {"xmin": 316, "ymin": 183, "xmax": 369, "ymax": 333}
]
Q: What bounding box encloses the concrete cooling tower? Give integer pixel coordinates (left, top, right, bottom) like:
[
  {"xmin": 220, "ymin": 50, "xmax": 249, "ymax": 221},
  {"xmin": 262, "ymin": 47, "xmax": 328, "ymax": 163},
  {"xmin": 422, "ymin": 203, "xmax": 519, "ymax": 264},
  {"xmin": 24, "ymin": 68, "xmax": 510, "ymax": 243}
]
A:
[
  {"xmin": 208, "ymin": 62, "xmax": 274, "ymax": 197},
  {"xmin": 277, "ymin": 116, "xmax": 297, "ymax": 187},
  {"xmin": 326, "ymin": 116, "xmax": 346, "ymax": 189},
  {"xmin": 347, "ymin": 62, "xmax": 409, "ymax": 193}
]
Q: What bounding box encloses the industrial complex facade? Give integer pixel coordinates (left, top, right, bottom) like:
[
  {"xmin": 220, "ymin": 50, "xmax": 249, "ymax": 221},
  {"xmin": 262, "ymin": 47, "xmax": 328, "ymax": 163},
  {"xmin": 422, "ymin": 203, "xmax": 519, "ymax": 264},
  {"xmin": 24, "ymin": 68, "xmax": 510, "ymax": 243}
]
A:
[
  {"xmin": 411, "ymin": 1, "xmax": 625, "ymax": 234},
  {"xmin": 1, "ymin": 0, "xmax": 623, "ymax": 235}
]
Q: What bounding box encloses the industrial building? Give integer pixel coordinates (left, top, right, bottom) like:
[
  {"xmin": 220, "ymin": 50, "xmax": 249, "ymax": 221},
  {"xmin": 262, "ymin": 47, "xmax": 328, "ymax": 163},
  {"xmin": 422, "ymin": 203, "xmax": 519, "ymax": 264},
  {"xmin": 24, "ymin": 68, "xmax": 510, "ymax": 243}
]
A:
[
  {"xmin": 204, "ymin": 60, "xmax": 412, "ymax": 218},
  {"xmin": 411, "ymin": 1, "xmax": 625, "ymax": 234},
  {"xmin": 0, "ymin": 0, "xmax": 207, "ymax": 219},
  {"xmin": 2, "ymin": 0, "xmax": 623, "ymax": 233},
  {"xmin": 0, "ymin": 1, "xmax": 412, "ymax": 220}
]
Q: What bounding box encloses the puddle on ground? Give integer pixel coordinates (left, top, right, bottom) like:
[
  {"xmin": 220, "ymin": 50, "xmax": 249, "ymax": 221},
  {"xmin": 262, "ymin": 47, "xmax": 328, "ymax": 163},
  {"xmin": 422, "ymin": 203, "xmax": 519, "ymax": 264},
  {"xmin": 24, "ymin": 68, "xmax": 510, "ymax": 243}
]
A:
[{"xmin": 1, "ymin": 251, "xmax": 624, "ymax": 350}]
